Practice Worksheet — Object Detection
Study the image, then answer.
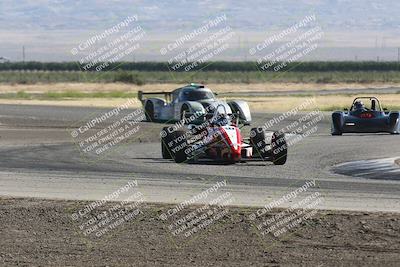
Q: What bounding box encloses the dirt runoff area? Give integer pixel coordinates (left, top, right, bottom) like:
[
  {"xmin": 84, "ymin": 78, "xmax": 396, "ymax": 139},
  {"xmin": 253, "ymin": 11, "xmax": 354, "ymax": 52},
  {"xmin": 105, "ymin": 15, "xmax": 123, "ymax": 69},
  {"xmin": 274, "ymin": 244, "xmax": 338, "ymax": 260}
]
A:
[{"xmin": 0, "ymin": 197, "xmax": 399, "ymax": 266}]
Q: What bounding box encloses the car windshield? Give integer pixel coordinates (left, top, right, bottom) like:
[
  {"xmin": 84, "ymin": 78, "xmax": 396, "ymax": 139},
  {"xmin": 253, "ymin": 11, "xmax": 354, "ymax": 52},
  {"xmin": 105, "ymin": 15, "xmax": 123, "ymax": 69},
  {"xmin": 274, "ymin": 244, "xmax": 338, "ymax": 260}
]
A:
[
  {"xmin": 350, "ymin": 98, "xmax": 381, "ymax": 112},
  {"xmin": 181, "ymin": 89, "xmax": 214, "ymax": 101}
]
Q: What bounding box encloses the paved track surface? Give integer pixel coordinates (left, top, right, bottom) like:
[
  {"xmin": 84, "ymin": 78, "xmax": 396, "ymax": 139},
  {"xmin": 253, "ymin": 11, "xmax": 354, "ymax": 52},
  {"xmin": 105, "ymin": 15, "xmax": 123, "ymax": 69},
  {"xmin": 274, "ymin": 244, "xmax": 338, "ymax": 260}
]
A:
[
  {"xmin": 0, "ymin": 104, "xmax": 399, "ymax": 212},
  {"xmin": 333, "ymin": 157, "xmax": 400, "ymax": 180}
]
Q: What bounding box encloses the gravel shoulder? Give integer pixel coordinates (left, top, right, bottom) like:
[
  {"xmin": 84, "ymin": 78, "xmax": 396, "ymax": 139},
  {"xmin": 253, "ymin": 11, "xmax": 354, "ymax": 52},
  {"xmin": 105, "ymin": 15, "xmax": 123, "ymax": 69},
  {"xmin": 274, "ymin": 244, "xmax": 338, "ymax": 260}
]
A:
[{"xmin": 0, "ymin": 197, "xmax": 399, "ymax": 266}]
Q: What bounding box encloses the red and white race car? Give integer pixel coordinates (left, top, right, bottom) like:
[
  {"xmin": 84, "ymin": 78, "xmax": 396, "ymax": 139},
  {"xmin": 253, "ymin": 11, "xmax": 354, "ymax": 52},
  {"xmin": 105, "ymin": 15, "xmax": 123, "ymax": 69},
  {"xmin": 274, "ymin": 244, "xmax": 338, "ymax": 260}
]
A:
[{"xmin": 160, "ymin": 105, "xmax": 287, "ymax": 165}]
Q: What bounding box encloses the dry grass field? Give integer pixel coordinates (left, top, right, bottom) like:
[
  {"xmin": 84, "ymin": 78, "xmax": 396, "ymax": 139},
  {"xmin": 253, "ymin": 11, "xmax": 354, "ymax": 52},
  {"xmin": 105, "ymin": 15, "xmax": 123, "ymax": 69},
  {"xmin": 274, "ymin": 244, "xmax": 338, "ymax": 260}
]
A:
[
  {"xmin": 0, "ymin": 82, "xmax": 398, "ymax": 112},
  {"xmin": 232, "ymin": 94, "xmax": 400, "ymax": 112}
]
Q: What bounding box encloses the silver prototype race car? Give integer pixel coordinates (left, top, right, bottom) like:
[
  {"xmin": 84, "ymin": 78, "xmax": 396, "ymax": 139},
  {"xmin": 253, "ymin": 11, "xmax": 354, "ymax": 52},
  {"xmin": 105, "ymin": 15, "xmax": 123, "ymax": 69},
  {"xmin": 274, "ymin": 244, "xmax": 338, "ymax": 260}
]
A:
[
  {"xmin": 138, "ymin": 83, "xmax": 251, "ymax": 125},
  {"xmin": 331, "ymin": 97, "xmax": 400, "ymax": 135}
]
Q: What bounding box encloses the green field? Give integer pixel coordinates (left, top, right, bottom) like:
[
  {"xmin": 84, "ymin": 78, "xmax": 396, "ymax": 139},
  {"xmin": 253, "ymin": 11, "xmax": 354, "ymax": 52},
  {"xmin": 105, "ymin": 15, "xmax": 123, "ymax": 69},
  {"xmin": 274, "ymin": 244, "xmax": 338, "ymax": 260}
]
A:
[
  {"xmin": 2, "ymin": 70, "xmax": 400, "ymax": 84},
  {"xmin": 1, "ymin": 61, "xmax": 400, "ymax": 84}
]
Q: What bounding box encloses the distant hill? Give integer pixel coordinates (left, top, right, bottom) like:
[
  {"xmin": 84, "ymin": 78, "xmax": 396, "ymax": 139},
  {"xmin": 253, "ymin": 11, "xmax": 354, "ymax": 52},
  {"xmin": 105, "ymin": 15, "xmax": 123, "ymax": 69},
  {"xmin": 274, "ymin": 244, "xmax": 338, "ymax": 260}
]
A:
[
  {"xmin": 1, "ymin": 0, "xmax": 400, "ymax": 31},
  {"xmin": 1, "ymin": 0, "xmax": 399, "ymax": 61}
]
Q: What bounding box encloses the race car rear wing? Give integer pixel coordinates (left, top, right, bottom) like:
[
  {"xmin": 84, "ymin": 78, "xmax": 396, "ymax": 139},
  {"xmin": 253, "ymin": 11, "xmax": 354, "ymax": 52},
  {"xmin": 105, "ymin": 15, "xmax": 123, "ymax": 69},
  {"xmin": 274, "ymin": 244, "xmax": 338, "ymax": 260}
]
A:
[{"xmin": 138, "ymin": 91, "xmax": 172, "ymax": 103}]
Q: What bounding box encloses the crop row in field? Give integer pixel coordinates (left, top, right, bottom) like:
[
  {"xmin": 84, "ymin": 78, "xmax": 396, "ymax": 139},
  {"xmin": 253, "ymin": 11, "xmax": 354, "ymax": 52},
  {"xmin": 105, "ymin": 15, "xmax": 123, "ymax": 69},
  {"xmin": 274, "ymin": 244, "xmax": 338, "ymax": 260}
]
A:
[{"xmin": 2, "ymin": 70, "xmax": 400, "ymax": 84}]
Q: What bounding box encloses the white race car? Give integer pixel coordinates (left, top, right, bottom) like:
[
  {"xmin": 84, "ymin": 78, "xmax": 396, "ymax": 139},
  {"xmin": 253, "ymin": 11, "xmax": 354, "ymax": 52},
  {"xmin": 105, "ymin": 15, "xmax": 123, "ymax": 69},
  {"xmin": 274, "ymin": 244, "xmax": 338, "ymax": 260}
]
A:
[
  {"xmin": 160, "ymin": 105, "xmax": 288, "ymax": 165},
  {"xmin": 139, "ymin": 83, "xmax": 251, "ymax": 125}
]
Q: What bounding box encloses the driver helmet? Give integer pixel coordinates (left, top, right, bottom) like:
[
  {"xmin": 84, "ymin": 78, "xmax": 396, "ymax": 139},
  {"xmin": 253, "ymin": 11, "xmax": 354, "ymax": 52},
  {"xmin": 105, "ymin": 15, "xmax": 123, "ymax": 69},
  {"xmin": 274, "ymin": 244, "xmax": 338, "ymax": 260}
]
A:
[
  {"xmin": 213, "ymin": 113, "xmax": 230, "ymax": 126},
  {"xmin": 354, "ymin": 101, "xmax": 365, "ymax": 110}
]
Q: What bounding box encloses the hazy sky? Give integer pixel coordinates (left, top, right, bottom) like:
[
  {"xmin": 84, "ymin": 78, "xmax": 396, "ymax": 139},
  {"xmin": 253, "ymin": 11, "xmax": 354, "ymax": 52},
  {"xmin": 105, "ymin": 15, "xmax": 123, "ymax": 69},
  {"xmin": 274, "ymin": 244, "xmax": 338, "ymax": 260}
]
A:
[{"xmin": 1, "ymin": 0, "xmax": 400, "ymax": 61}]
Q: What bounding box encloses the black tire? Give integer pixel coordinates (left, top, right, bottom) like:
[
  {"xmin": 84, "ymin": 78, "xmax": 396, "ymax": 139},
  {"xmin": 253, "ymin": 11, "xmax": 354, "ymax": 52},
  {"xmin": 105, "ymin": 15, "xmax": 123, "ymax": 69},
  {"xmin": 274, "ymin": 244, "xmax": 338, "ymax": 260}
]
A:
[
  {"xmin": 389, "ymin": 113, "xmax": 399, "ymax": 127},
  {"xmin": 161, "ymin": 127, "xmax": 173, "ymax": 159},
  {"xmin": 181, "ymin": 105, "xmax": 190, "ymax": 121},
  {"xmin": 331, "ymin": 113, "xmax": 343, "ymax": 136},
  {"xmin": 271, "ymin": 131, "xmax": 287, "ymax": 165},
  {"xmin": 145, "ymin": 101, "xmax": 154, "ymax": 122},
  {"xmin": 250, "ymin": 127, "xmax": 268, "ymax": 158},
  {"xmin": 170, "ymin": 130, "xmax": 188, "ymax": 163}
]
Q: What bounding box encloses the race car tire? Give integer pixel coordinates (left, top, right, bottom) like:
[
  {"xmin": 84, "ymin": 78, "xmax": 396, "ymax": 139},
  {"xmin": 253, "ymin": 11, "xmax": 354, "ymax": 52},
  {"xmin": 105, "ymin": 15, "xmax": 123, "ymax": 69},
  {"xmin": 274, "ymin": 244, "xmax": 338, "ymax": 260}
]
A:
[
  {"xmin": 331, "ymin": 112, "xmax": 343, "ymax": 136},
  {"xmin": 145, "ymin": 101, "xmax": 155, "ymax": 122},
  {"xmin": 161, "ymin": 127, "xmax": 173, "ymax": 159},
  {"xmin": 171, "ymin": 130, "xmax": 188, "ymax": 163},
  {"xmin": 250, "ymin": 127, "xmax": 268, "ymax": 158},
  {"xmin": 389, "ymin": 112, "xmax": 399, "ymax": 126},
  {"xmin": 271, "ymin": 131, "xmax": 287, "ymax": 165},
  {"xmin": 389, "ymin": 113, "xmax": 399, "ymax": 134}
]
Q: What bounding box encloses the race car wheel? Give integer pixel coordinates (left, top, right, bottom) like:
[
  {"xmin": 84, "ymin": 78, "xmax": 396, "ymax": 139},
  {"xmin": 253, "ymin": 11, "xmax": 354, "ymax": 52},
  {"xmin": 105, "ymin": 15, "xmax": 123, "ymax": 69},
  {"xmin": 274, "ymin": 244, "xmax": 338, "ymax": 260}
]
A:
[
  {"xmin": 271, "ymin": 131, "xmax": 287, "ymax": 165},
  {"xmin": 389, "ymin": 113, "xmax": 399, "ymax": 127},
  {"xmin": 161, "ymin": 127, "xmax": 173, "ymax": 159},
  {"xmin": 170, "ymin": 130, "xmax": 188, "ymax": 163},
  {"xmin": 145, "ymin": 101, "xmax": 155, "ymax": 122},
  {"xmin": 181, "ymin": 105, "xmax": 190, "ymax": 120},
  {"xmin": 389, "ymin": 113, "xmax": 399, "ymax": 134},
  {"xmin": 250, "ymin": 127, "xmax": 268, "ymax": 158},
  {"xmin": 331, "ymin": 113, "xmax": 343, "ymax": 136}
]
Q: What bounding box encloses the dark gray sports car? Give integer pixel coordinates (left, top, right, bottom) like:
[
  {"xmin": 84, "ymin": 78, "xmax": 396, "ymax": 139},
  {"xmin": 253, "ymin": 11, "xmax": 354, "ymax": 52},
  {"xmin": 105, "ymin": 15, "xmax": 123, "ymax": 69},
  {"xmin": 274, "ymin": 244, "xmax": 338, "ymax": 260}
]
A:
[{"xmin": 331, "ymin": 97, "xmax": 400, "ymax": 135}]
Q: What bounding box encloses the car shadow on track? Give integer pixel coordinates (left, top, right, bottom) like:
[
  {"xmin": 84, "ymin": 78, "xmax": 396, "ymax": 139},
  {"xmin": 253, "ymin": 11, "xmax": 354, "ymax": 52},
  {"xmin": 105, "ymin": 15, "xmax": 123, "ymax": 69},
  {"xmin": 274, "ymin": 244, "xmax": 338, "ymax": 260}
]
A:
[
  {"xmin": 185, "ymin": 160, "xmax": 274, "ymax": 166},
  {"xmin": 335, "ymin": 133, "xmax": 397, "ymax": 136},
  {"xmin": 131, "ymin": 157, "xmax": 274, "ymax": 166}
]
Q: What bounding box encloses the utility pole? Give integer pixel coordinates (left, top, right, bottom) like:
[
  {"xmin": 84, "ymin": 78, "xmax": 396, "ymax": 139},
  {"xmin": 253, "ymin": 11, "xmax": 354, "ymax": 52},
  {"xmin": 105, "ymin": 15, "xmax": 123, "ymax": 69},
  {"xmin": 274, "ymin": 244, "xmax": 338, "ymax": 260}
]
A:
[
  {"xmin": 244, "ymin": 38, "xmax": 248, "ymax": 61},
  {"xmin": 398, "ymin": 47, "xmax": 400, "ymax": 62},
  {"xmin": 22, "ymin": 46, "xmax": 25, "ymax": 62}
]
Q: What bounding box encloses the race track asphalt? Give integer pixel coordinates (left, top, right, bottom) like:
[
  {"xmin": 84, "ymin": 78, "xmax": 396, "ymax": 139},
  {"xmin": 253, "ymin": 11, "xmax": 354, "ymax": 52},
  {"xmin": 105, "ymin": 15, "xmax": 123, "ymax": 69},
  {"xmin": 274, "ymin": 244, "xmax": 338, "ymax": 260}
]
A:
[{"xmin": 0, "ymin": 104, "xmax": 399, "ymax": 212}]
